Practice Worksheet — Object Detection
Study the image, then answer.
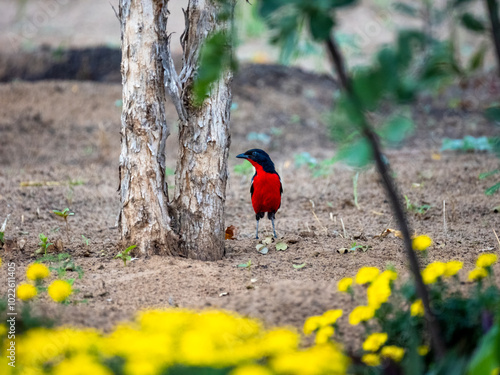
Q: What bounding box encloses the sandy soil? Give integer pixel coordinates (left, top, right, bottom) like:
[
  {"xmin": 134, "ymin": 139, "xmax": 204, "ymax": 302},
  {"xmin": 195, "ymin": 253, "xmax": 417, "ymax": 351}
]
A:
[{"xmin": 0, "ymin": 63, "xmax": 500, "ymax": 335}]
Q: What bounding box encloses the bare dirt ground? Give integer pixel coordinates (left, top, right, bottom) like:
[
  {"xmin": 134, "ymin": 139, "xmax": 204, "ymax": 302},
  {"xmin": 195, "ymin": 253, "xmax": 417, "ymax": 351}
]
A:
[{"xmin": 1, "ymin": 61, "xmax": 500, "ymax": 335}]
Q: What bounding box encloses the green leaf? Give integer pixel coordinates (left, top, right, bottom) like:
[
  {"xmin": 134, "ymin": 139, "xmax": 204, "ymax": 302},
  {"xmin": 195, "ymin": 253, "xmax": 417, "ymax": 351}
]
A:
[
  {"xmin": 237, "ymin": 260, "xmax": 252, "ymax": 268},
  {"xmin": 336, "ymin": 137, "xmax": 373, "ymax": 167},
  {"xmin": 308, "ymin": 11, "xmax": 334, "ymax": 41},
  {"xmin": 193, "ymin": 32, "xmax": 232, "ymax": 106},
  {"xmin": 293, "ymin": 263, "xmax": 306, "ymax": 269},
  {"xmin": 485, "ymin": 107, "xmax": 500, "ymax": 122},
  {"xmin": 468, "ymin": 43, "xmax": 487, "ymax": 72},
  {"xmin": 461, "ymin": 13, "xmax": 487, "ymax": 33},
  {"xmin": 466, "ymin": 324, "xmax": 500, "ymax": 375},
  {"xmin": 485, "ymin": 182, "xmax": 500, "ymax": 196},
  {"xmin": 479, "ymin": 169, "xmax": 500, "ymax": 180},
  {"xmin": 441, "ymin": 136, "xmax": 493, "ymax": 152},
  {"xmin": 124, "ymin": 245, "xmax": 137, "ymax": 254},
  {"xmin": 275, "ymin": 242, "xmax": 288, "ymax": 251},
  {"xmin": 393, "ymin": 2, "xmax": 420, "ymax": 17},
  {"xmin": 380, "ymin": 116, "xmax": 414, "ymax": 145}
]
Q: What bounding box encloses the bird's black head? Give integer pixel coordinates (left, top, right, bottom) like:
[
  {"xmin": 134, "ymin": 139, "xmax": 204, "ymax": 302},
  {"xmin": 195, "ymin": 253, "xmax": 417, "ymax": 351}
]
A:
[{"xmin": 236, "ymin": 149, "xmax": 276, "ymax": 173}]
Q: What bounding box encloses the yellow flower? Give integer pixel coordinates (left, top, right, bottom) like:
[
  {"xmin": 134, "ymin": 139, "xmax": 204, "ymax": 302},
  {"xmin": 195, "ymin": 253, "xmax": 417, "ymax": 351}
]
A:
[
  {"xmin": 230, "ymin": 365, "xmax": 272, "ymax": 375},
  {"xmin": 355, "ymin": 267, "xmax": 380, "ymax": 285},
  {"xmin": 476, "ymin": 253, "xmax": 498, "ymax": 268},
  {"xmin": 412, "ymin": 235, "xmax": 432, "ymax": 251},
  {"xmin": 363, "ymin": 332, "xmax": 388, "ymax": 352},
  {"xmin": 468, "ymin": 268, "xmax": 488, "ymax": 282},
  {"xmin": 421, "ymin": 262, "xmax": 446, "ymax": 284},
  {"xmin": 270, "ymin": 344, "xmax": 350, "ymax": 375},
  {"xmin": 349, "ymin": 305, "xmax": 375, "ymax": 325},
  {"xmin": 48, "ymin": 280, "xmax": 72, "ymax": 302},
  {"xmin": 26, "ymin": 263, "xmax": 50, "ymax": 281},
  {"xmin": 418, "ymin": 345, "xmax": 429, "ymax": 356},
  {"xmin": 303, "ymin": 316, "xmax": 323, "ymax": 335},
  {"xmin": 361, "ymin": 353, "xmax": 381, "ymax": 366},
  {"xmin": 0, "ymin": 324, "xmax": 7, "ymax": 336},
  {"xmin": 321, "ymin": 309, "xmax": 343, "ymax": 325},
  {"xmin": 444, "ymin": 261, "xmax": 463, "ymax": 277},
  {"xmin": 367, "ymin": 271, "xmax": 395, "ymax": 309},
  {"xmin": 337, "ymin": 277, "xmax": 353, "ymax": 292},
  {"xmin": 381, "ymin": 345, "xmax": 405, "ymax": 362},
  {"xmin": 261, "ymin": 328, "xmax": 299, "ymax": 356},
  {"xmin": 52, "ymin": 353, "xmax": 112, "ymax": 375},
  {"xmin": 411, "ymin": 299, "xmax": 425, "ymax": 317},
  {"xmin": 17, "ymin": 283, "xmax": 37, "ymax": 301},
  {"xmin": 315, "ymin": 325, "xmax": 335, "ymax": 345},
  {"xmin": 0, "ymin": 257, "xmax": 2, "ymax": 267}
]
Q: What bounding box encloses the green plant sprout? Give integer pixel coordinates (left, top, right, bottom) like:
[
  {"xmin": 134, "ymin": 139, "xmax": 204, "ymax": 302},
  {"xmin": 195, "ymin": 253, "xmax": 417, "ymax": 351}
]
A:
[
  {"xmin": 81, "ymin": 235, "xmax": 90, "ymax": 246},
  {"xmin": 237, "ymin": 259, "xmax": 252, "ymax": 269},
  {"xmin": 36, "ymin": 253, "xmax": 84, "ymax": 279},
  {"xmin": 37, "ymin": 234, "xmax": 53, "ymax": 255},
  {"xmin": 349, "ymin": 242, "xmax": 369, "ymax": 252},
  {"xmin": 353, "ymin": 171, "xmax": 360, "ymax": 209},
  {"xmin": 404, "ymin": 195, "xmax": 431, "ymax": 214},
  {"xmin": 114, "ymin": 245, "xmax": 137, "ymax": 267},
  {"xmin": 52, "ymin": 208, "xmax": 74, "ymax": 241}
]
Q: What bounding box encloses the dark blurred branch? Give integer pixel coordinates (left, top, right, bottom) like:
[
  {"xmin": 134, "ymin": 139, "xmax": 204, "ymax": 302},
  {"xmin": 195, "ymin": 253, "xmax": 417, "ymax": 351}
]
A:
[
  {"xmin": 325, "ymin": 34, "xmax": 448, "ymax": 360},
  {"xmin": 486, "ymin": 0, "xmax": 500, "ymax": 76},
  {"xmin": 325, "ymin": 36, "xmax": 351, "ymax": 92}
]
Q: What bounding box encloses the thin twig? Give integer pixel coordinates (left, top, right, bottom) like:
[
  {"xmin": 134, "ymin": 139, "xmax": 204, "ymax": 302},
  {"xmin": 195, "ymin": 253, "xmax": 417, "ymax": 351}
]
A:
[
  {"xmin": 340, "ymin": 217, "xmax": 347, "ymax": 239},
  {"xmin": 110, "ymin": 1, "xmax": 120, "ymax": 22},
  {"xmin": 443, "ymin": 200, "xmax": 447, "ymax": 237},
  {"xmin": 493, "ymin": 229, "xmax": 500, "ymax": 250}
]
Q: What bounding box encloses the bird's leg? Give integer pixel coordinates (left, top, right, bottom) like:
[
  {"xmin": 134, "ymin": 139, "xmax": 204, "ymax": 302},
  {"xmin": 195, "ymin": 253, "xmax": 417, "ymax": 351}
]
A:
[
  {"xmin": 255, "ymin": 220, "xmax": 259, "ymax": 239},
  {"xmin": 271, "ymin": 217, "xmax": 277, "ymax": 238}
]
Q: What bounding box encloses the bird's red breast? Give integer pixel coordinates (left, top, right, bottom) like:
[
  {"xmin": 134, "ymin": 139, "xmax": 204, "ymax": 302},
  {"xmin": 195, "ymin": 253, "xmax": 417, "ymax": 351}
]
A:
[{"xmin": 249, "ymin": 161, "xmax": 282, "ymax": 214}]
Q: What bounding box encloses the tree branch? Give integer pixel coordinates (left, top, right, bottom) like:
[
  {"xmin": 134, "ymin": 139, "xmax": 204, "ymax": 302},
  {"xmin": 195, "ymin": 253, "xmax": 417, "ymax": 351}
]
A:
[
  {"xmin": 163, "ymin": 33, "xmax": 187, "ymax": 122},
  {"xmin": 326, "ymin": 34, "xmax": 448, "ymax": 360}
]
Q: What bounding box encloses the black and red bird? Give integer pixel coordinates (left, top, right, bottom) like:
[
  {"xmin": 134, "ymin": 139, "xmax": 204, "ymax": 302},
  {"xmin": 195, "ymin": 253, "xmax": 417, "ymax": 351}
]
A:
[{"xmin": 237, "ymin": 149, "xmax": 282, "ymax": 239}]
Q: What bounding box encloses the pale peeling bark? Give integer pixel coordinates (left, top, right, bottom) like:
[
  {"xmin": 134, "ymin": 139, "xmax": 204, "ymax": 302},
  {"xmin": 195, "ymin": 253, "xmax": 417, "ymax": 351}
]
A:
[
  {"xmin": 168, "ymin": 0, "xmax": 234, "ymax": 260},
  {"xmin": 118, "ymin": 0, "xmax": 178, "ymax": 256}
]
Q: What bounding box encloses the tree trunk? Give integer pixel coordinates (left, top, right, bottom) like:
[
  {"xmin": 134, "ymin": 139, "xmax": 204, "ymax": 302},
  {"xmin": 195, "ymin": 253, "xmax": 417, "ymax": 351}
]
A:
[
  {"xmin": 119, "ymin": 0, "xmax": 233, "ymax": 260},
  {"xmin": 118, "ymin": 0, "xmax": 178, "ymax": 256},
  {"xmin": 165, "ymin": 0, "xmax": 234, "ymax": 260}
]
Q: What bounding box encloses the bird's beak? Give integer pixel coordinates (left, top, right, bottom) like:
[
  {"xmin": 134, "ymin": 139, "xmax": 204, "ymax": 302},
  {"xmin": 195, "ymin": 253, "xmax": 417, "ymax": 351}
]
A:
[{"xmin": 236, "ymin": 153, "xmax": 248, "ymax": 159}]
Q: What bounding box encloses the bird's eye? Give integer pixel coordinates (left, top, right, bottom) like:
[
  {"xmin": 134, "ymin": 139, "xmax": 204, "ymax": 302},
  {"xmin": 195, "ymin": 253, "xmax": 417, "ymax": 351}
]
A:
[{"xmin": 252, "ymin": 151, "xmax": 257, "ymax": 156}]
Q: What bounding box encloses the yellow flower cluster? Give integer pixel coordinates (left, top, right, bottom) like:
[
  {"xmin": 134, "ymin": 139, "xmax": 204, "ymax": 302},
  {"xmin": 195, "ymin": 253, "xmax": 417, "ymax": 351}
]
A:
[
  {"xmin": 26, "ymin": 263, "xmax": 50, "ymax": 281},
  {"xmin": 9, "ymin": 309, "xmax": 350, "ymax": 375},
  {"xmin": 48, "ymin": 280, "xmax": 72, "ymax": 303},
  {"xmin": 476, "ymin": 253, "xmax": 498, "ymax": 268},
  {"xmin": 412, "ymin": 235, "xmax": 432, "ymax": 251},
  {"xmin": 349, "ymin": 305, "xmax": 375, "ymax": 325},
  {"xmin": 468, "ymin": 253, "xmax": 498, "ymax": 282},
  {"xmin": 410, "ymin": 299, "xmax": 425, "ymax": 317},
  {"xmin": 344, "ymin": 268, "xmax": 398, "ymax": 325},
  {"xmin": 337, "ymin": 277, "xmax": 353, "ymax": 292},
  {"xmin": 362, "ymin": 332, "xmax": 388, "ymax": 352},
  {"xmin": 422, "ymin": 261, "xmax": 463, "ymax": 284},
  {"xmin": 355, "ymin": 267, "xmax": 380, "ymax": 285},
  {"xmin": 17, "ymin": 283, "xmax": 37, "ymax": 301},
  {"xmin": 303, "ymin": 309, "xmax": 343, "ymax": 344},
  {"xmin": 468, "ymin": 267, "xmax": 488, "ymax": 281},
  {"xmin": 367, "ymin": 270, "xmax": 397, "ymax": 309}
]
